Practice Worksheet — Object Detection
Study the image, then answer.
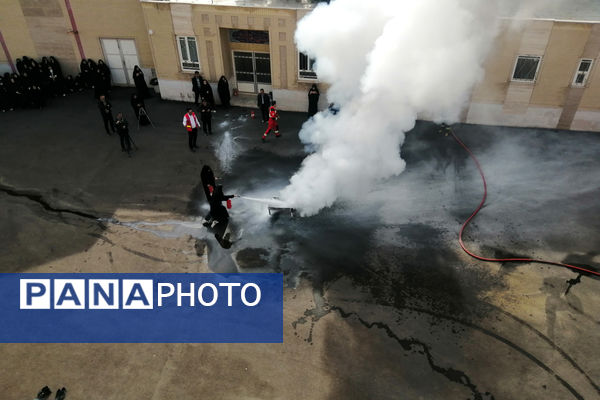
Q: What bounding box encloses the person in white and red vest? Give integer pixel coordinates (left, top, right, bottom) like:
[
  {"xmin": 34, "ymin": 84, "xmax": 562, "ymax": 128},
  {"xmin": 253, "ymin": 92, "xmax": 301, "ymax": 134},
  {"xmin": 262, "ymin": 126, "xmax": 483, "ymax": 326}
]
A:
[
  {"xmin": 182, "ymin": 108, "xmax": 200, "ymax": 152},
  {"xmin": 262, "ymin": 101, "xmax": 281, "ymax": 142}
]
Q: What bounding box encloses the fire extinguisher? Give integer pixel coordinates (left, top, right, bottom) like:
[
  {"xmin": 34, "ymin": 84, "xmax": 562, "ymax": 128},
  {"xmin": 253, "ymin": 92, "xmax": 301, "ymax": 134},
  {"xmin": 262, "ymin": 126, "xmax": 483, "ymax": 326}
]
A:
[
  {"xmin": 226, "ymin": 199, "xmax": 232, "ymax": 209},
  {"xmin": 250, "ymin": 110, "xmax": 255, "ymax": 119}
]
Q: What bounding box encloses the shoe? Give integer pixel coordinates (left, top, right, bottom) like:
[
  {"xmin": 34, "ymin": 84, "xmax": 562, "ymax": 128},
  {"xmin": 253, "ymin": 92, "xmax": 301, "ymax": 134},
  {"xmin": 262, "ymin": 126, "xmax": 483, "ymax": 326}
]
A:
[
  {"xmin": 194, "ymin": 145, "xmax": 199, "ymax": 149},
  {"xmin": 55, "ymin": 387, "xmax": 67, "ymax": 400},
  {"xmin": 276, "ymin": 134, "xmax": 281, "ymax": 138},
  {"xmin": 261, "ymin": 137, "xmax": 266, "ymax": 142},
  {"xmin": 37, "ymin": 386, "xmax": 51, "ymax": 399},
  {"xmin": 121, "ymin": 148, "xmax": 125, "ymax": 152},
  {"xmin": 190, "ymin": 148, "xmax": 196, "ymax": 152}
]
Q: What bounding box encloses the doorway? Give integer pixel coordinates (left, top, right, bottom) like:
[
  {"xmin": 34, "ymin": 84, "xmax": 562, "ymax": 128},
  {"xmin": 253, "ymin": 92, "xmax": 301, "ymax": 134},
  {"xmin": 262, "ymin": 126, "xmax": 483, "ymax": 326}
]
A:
[
  {"xmin": 100, "ymin": 38, "xmax": 140, "ymax": 86},
  {"xmin": 233, "ymin": 51, "xmax": 271, "ymax": 93}
]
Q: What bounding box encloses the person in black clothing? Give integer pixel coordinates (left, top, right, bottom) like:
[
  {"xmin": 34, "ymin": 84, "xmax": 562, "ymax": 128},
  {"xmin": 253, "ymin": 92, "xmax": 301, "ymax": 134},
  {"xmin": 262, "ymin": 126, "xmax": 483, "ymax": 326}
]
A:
[
  {"xmin": 132, "ymin": 65, "xmax": 150, "ymax": 98},
  {"xmin": 80, "ymin": 59, "xmax": 91, "ymax": 88},
  {"xmin": 191, "ymin": 71, "xmax": 202, "ymax": 105},
  {"xmin": 257, "ymin": 88, "xmax": 270, "ymax": 122},
  {"xmin": 93, "ymin": 67, "xmax": 107, "ymax": 99},
  {"xmin": 205, "ymin": 185, "xmax": 236, "ymax": 248},
  {"xmin": 115, "ymin": 113, "xmax": 133, "ymax": 156},
  {"xmin": 16, "ymin": 58, "xmax": 25, "ymax": 75},
  {"xmin": 130, "ymin": 93, "xmax": 150, "ymax": 126},
  {"xmin": 98, "ymin": 95, "xmax": 115, "ymax": 135},
  {"xmin": 6, "ymin": 74, "xmax": 22, "ymax": 109},
  {"xmin": 200, "ymin": 99, "xmax": 213, "ymax": 135},
  {"xmin": 98, "ymin": 59, "xmax": 111, "ymax": 92},
  {"xmin": 308, "ymin": 84, "xmax": 320, "ymax": 117},
  {"xmin": 49, "ymin": 56, "xmax": 63, "ymax": 80},
  {"xmin": 87, "ymin": 59, "xmax": 98, "ymax": 90},
  {"xmin": 217, "ymin": 75, "xmax": 230, "ymax": 107},
  {"xmin": 0, "ymin": 76, "xmax": 10, "ymax": 112},
  {"xmin": 200, "ymin": 79, "xmax": 214, "ymax": 107}
]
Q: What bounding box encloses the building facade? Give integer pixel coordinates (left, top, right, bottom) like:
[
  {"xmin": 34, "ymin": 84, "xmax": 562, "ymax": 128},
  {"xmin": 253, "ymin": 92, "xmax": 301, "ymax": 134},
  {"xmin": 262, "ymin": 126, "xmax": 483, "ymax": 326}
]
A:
[{"xmin": 1, "ymin": 0, "xmax": 600, "ymax": 130}]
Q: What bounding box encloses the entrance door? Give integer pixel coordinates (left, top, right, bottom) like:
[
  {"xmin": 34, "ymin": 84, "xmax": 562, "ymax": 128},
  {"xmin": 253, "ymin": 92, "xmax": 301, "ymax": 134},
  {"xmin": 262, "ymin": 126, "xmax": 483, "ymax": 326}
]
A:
[
  {"xmin": 233, "ymin": 51, "xmax": 271, "ymax": 93},
  {"xmin": 100, "ymin": 39, "xmax": 140, "ymax": 86}
]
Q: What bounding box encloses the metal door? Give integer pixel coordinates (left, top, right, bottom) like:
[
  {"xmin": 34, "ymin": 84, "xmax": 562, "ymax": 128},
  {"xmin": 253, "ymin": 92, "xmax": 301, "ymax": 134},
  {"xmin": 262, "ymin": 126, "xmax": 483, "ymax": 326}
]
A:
[
  {"xmin": 233, "ymin": 51, "xmax": 271, "ymax": 93},
  {"xmin": 100, "ymin": 39, "xmax": 140, "ymax": 86}
]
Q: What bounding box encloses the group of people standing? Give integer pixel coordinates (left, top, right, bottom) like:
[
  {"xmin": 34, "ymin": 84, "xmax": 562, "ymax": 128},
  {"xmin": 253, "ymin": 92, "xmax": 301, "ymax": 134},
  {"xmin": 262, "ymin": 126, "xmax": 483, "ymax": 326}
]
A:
[
  {"xmin": 0, "ymin": 55, "xmax": 75, "ymax": 112},
  {"xmin": 191, "ymin": 71, "xmax": 231, "ymax": 108},
  {"xmin": 184, "ymin": 72, "xmax": 232, "ymax": 152}
]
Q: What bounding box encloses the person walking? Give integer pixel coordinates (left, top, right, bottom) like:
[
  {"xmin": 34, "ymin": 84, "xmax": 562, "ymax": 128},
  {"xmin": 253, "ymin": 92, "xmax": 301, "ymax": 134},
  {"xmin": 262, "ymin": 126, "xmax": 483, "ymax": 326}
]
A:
[
  {"xmin": 257, "ymin": 88, "xmax": 270, "ymax": 123},
  {"xmin": 308, "ymin": 84, "xmax": 320, "ymax": 117},
  {"xmin": 191, "ymin": 71, "xmax": 203, "ymax": 105},
  {"xmin": 217, "ymin": 75, "xmax": 231, "ymax": 107},
  {"xmin": 115, "ymin": 112, "xmax": 133, "ymax": 156},
  {"xmin": 262, "ymin": 101, "xmax": 280, "ymax": 141},
  {"xmin": 98, "ymin": 95, "xmax": 115, "ymax": 135},
  {"xmin": 200, "ymin": 99, "xmax": 213, "ymax": 135},
  {"xmin": 182, "ymin": 108, "xmax": 200, "ymax": 152}
]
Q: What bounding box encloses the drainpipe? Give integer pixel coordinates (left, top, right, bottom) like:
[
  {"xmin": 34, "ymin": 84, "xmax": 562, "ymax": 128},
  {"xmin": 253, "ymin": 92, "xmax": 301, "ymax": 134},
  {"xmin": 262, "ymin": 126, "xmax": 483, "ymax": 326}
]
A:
[
  {"xmin": 0, "ymin": 30, "xmax": 16, "ymax": 73},
  {"xmin": 64, "ymin": 0, "xmax": 85, "ymax": 60}
]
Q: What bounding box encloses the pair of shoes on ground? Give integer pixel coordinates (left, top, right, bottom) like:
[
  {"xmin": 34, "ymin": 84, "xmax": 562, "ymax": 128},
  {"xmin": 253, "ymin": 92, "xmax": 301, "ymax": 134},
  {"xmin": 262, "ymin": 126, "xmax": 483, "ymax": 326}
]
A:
[{"xmin": 36, "ymin": 386, "xmax": 66, "ymax": 400}]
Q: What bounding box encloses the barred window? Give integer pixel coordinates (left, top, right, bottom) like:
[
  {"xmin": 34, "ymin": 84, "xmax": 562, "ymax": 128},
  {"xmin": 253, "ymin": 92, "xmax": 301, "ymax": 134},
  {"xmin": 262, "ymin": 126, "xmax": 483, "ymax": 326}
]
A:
[
  {"xmin": 177, "ymin": 36, "xmax": 200, "ymax": 71},
  {"xmin": 299, "ymin": 52, "xmax": 317, "ymax": 80}
]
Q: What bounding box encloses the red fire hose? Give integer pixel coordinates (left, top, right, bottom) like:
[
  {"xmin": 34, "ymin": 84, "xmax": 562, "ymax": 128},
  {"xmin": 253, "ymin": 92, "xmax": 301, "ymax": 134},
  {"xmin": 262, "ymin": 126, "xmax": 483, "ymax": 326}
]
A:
[{"xmin": 449, "ymin": 128, "xmax": 600, "ymax": 277}]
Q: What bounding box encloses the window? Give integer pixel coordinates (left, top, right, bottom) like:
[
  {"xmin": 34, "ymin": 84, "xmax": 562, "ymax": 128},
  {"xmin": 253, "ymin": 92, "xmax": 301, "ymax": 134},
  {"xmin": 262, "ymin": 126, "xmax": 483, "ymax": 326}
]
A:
[
  {"xmin": 299, "ymin": 52, "xmax": 317, "ymax": 80},
  {"xmin": 511, "ymin": 56, "xmax": 541, "ymax": 82},
  {"xmin": 572, "ymin": 58, "xmax": 593, "ymax": 87},
  {"xmin": 177, "ymin": 36, "xmax": 199, "ymax": 71}
]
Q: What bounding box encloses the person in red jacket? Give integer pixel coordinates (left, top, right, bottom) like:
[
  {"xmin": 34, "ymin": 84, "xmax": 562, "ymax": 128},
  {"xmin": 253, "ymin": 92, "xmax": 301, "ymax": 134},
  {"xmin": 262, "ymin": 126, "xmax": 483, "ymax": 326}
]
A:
[
  {"xmin": 262, "ymin": 101, "xmax": 281, "ymax": 142},
  {"xmin": 182, "ymin": 108, "xmax": 200, "ymax": 152}
]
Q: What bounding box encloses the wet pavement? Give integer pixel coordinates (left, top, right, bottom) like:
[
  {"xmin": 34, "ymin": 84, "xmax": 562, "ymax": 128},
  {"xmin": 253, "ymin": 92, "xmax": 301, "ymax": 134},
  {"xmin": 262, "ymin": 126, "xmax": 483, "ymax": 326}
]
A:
[{"xmin": 1, "ymin": 88, "xmax": 599, "ymax": 399}]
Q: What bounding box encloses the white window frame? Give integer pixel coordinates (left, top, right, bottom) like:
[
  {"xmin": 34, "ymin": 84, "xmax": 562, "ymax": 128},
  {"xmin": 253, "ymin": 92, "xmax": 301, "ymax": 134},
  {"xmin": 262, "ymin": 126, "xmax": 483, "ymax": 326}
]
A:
[
  {"xmin": 298, "ymin": 51, "xmax": 318, "ymax": 81},
  {"xmin": 511, "ymin": 55, "xmax": 541, "ymax": 83},
  {"xmin": 572, "ymin": 58, "xmax": 593, "ymax": 87},
  {"xmin": 176, "ymin": 36, "xmax": 200, "ymax": 72}
]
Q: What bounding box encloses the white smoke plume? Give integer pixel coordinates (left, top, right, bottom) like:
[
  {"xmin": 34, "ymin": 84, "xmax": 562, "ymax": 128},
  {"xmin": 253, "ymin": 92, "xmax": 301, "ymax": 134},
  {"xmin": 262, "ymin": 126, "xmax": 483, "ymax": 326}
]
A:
[{"xmin": 280, "ymin": 0, "xmax": 502, "ymax": 216}]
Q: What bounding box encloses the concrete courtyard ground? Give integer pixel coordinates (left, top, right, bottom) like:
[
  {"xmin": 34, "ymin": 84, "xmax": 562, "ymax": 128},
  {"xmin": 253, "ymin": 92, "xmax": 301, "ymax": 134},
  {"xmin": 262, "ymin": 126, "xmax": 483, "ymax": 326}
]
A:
[{"xmin": 1, "ymin": 88, "xmax": 599, "ymax": 400}]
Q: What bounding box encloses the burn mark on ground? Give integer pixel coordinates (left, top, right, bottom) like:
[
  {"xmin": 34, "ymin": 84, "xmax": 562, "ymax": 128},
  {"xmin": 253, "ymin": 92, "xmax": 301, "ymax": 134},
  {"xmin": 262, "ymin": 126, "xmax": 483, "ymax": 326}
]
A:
[
  {"xmin": 292, "ymin": 296, "xmax": 494, "ymax": 399},
  {"xmin": 0, "ymin": 184, "xmax": 100, "ymax": 221},
  {"xmin": 235, "ymin": 248, "xmax": 270, "ymax": 269}
]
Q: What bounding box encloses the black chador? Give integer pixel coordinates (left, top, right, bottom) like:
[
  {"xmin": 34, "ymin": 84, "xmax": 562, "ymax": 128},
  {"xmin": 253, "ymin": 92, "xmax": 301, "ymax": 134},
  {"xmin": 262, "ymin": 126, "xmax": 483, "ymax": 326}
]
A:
[{"xmin": 217, "ymin": 76, "xmax": 230, "ymax": 107}]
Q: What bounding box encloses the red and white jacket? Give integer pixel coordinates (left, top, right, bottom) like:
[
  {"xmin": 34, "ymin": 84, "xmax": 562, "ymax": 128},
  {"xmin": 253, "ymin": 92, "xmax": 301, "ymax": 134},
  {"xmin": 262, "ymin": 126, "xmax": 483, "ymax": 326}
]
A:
[{"xmin": 182, "ymin": 112, "xmax": 200, "ymax": 131}]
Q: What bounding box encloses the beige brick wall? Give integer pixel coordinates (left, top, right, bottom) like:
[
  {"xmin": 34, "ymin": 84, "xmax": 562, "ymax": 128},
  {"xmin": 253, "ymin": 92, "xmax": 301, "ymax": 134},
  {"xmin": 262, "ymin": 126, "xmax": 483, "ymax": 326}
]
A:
[
  {"xmin": 530, "ymin": 22, "xmax": 591, "ymax": 107},
  {"xmin": 0, "ymin": 0, "xmax": 44, "ymax": 65},
  {"xmin": 65, "ymin": 0, "xmax": 153, "ymax": 68}
]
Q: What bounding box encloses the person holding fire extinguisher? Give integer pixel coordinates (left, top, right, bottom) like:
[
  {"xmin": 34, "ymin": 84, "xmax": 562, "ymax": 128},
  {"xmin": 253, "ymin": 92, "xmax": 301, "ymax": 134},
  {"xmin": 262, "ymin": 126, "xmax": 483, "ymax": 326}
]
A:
[
  {"xmin": 182, "ymin": 108, "xmax": 200, "ymax": 152},
  {"xmin": 262, "ymin": 101, "xmax": 280, "ymax": 142},
  {"xmin": 205, "ymin": 184, "xmax": 237, "ymax": 248}
]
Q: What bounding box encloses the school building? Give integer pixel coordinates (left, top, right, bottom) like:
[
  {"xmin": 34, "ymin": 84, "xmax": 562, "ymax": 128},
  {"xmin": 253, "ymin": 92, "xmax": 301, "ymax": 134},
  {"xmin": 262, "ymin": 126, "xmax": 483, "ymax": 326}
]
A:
[{"xmin": 1, "ymin": 0, "xmax": 600, "ymax": 131}]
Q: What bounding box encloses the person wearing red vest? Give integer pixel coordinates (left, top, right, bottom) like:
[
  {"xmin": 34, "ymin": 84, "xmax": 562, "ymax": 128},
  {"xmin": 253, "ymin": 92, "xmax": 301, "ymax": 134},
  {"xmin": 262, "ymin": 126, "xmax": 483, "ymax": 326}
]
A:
[
  {"xmin": 182, "ymin": 108, "xmax": 200, "ymax": 152},
  {"xmin": 262, "ymin": 101, "xmax": 281, "ymax": 142}
]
